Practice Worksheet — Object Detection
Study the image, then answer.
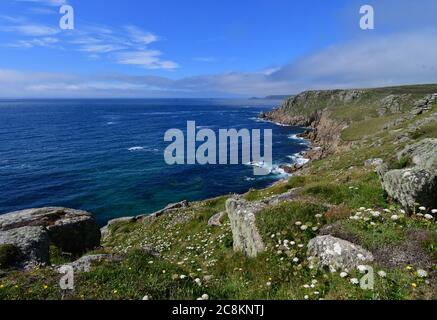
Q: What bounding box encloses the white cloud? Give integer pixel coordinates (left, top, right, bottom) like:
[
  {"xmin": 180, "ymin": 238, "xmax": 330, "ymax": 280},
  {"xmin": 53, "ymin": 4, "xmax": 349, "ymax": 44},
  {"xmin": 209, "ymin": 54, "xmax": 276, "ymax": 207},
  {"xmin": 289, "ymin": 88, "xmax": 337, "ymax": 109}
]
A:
[
  {"xmin": 15, "ymin": 0, "xmax": 67, "ymax": 7},
  {"xmin": 79, "ymin": 44, "xmax": 126, "ymax": 54},
  {"xmin": 4, "ymin": 23, "xmax": 59, "ymax": 36},
  {"xmin": 10, "ymin": 36, "xmax": 59, "ymax": 48},
  {"xmin": 194, "ymin": 57, "xmax": 217, "ymax": 63},
  {"xmin": 125, "ymin": 26, "xmax": 159, "ymax": 45},
  {"xmin": 117, "ymin": 51, "xmax": 179, "ymax": 70}
]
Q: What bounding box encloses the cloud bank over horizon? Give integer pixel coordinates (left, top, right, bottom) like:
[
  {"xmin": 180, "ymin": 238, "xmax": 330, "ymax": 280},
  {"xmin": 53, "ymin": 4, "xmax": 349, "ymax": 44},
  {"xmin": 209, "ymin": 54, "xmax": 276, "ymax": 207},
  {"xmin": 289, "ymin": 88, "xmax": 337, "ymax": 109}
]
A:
[{"xmin": 1, "ymin": 31, "xmax": 437, "ymax": 98}]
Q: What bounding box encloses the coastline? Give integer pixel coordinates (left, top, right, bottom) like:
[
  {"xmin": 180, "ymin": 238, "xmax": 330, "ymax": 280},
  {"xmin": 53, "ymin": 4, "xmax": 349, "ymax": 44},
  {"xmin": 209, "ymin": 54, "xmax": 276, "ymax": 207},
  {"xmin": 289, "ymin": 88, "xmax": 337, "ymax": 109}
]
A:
[{"xmin": 102, "ymin": 106, "xmax": 315, "ymax": 228}]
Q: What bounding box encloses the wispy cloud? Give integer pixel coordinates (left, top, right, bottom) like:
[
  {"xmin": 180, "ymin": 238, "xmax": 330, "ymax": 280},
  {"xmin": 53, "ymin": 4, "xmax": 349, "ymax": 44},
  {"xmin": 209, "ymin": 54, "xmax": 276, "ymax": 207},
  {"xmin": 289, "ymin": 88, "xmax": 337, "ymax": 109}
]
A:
[
  {"xmin": 9, "ymin": 36, "xmax": 59, "ymax": 48},
  {"xmin": 1, "ymin": 12, "xmax": 178, "ymax": 70},
  {"xmin": 194, "ymin": 57, "xmax": 217, "ymax": 63},
  {"xmin": 124, "ymin": 26, "xmax": 159, "ymax": 45},
  {"xmin": 117, "ymin": 51, "xmax": 179, "ymax": 70},
  {"xmin": 15, "ymin": 0, "xmax": 67, "ymax": 7},
  {"xmin": 4, "ymin": 23, "xmax": 59, "ymax": 36}
]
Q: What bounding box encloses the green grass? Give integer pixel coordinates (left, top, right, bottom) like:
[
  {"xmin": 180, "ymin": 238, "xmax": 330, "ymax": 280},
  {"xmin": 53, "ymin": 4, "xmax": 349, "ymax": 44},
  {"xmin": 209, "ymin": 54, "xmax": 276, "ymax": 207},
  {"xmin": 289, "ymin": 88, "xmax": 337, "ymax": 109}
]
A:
[{"xmin": 244, "ymin": 176, "xmax": 306, "ymax": 201}]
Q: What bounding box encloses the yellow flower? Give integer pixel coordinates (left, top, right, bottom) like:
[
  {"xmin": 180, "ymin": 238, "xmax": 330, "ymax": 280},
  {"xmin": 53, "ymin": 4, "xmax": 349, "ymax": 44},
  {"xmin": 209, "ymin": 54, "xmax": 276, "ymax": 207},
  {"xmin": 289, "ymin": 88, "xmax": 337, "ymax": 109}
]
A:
[
  {"xmin": 411, "ymin": 283, "xmax": 417, "ymax": 288},
  {"xmin": 406, "ymin": 266, "xmax": 413, "ymax": 271},
  {"xmin": 162, "ymin": 270, "xmax": 166, "ymax": 274},
  {"xmin": 43, "ymin": 285, "xmax": 48, "ymax": 289},
  {"xmin": 113, "ymin": 290, "xmax": 118, "ymax": 294},
  {"xmin": 0, "ymin": 284, "xmax": 4, "ymax": 289}
]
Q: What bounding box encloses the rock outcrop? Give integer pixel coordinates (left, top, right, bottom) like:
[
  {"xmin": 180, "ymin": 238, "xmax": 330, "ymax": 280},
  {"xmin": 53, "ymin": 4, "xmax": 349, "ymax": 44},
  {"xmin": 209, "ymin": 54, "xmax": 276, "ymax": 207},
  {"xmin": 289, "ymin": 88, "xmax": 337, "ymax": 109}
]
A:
[
  {"xmin": 307, "ymin": 235, "xmax": 374, "ymax": 272},
  {"xmin": 379, "ymin": 139, "xmax": 437, "ymax": 212},
  {"xmin": 411, "ymin": 94, "xmax": 437, "ymax": 116},
  {"xmin": 0, "ymin": 226, "xmax": 50, "ymax": 269},
  {"xmin": 102, "ymin": 200, "xmax": 190, "ymax": 239},
  {"xmin": 0, "ymin": 207, "xmax": 101, "ymax": 268},
  {"xmin": 58, "ymin": 254, "xmax": 115, "ymax": 273},
  {"xmin": 364, "ymin": 158, "xmax": 384, "ymax": 168},
  {"xmin": 226, "ymin": 198, "xmax": 266, "ymax": 258},
  {"xmin": 208, "ymin": 212, "xmax": 225, "ymax": 227}
]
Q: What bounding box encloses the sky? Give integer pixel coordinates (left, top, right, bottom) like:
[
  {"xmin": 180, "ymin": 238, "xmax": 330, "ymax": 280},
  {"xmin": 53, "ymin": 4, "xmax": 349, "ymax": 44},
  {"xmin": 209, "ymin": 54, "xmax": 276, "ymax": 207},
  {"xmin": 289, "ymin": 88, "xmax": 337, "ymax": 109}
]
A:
[{"xmin": 0, "ymin": 0, "xmax": 437, "ymax": 98}]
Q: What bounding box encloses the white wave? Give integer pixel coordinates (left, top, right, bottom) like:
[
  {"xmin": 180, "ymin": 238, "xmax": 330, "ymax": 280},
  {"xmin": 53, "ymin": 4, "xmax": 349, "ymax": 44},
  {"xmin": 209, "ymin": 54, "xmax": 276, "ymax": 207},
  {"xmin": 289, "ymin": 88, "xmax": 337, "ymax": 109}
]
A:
[
  {"xmin": 244, "ymin": 161, "xmax": 289, "ymax": 177},
  {"xmin": 245, "ymin": 177, "xmax": 256, "ymax": 181},
  {"xmin": 128, "ymin": 146, "xmax": 146, "ymax": 152},
  {"xmin": 249, "ymin": 117, "xmax": 293, "ymax": 127},
  {"xmin": 287, "ymin": 152, "xmax": 310, "ymax": 166}
]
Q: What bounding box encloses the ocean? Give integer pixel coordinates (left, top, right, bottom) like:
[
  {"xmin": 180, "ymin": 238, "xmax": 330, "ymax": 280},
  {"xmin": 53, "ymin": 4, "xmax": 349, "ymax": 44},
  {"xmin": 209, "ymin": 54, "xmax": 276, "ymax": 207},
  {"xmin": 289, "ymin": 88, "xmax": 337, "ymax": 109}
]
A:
[{"xmin": 0, "ymin": 99, "xmax": 309, "ymax": 225}]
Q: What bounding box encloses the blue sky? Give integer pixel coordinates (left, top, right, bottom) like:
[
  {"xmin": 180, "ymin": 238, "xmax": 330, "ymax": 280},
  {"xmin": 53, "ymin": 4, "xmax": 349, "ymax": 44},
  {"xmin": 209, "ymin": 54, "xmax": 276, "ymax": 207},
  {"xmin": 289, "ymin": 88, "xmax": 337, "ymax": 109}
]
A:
[{"xmin": 1, "ymin": 0, "xmax": 437, "ymax": 97}]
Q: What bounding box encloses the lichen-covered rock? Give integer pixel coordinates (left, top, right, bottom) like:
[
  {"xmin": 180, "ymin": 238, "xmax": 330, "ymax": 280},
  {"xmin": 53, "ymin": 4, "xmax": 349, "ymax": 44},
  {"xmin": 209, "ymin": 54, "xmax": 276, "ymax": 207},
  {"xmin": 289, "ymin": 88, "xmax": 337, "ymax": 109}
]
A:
[
  {"xmin": 380, "ymin": 139, "xmax": 437, "ymax": 211},
  {"xmin": 102, "ymin": 200, "xmax": 191, "ymax": 240},
  {"xmin": 226, "ymin": 198, "xmax": 266, "ymax": 258},
  {"xmin": 410, "ymin": 94, "xmax": 437, "ymax": 115},
  {"xmin": 0, "ymin": 226, "xmax": 50, "ymax": 269},
  {"xmin": 208, "ymin": 212, "xmax": 225, "ymax": 227},
  {"xmin": 58, "ymin": 254, "xmax": 114, "ymax": 273},
  {"xmin": 382, "ymin": 168, "xmax": 436, "ymax": 211},
  {"xmin": 397, "ymin": 138, "xmax": 437, "ymax": 171},
  {"xmin": 364, "ymin": 158, "xmax": 384, "ymax": 167},
  {"xmin": 0, "ymin": 207, "xmax": 101, "ymax": 254},
  {"xmin": 307, "ymin": 235, "xmax": 374, "ymax": 272},
  {"xmin": 377, "ymin": 94, "xmax": 410, "ymax": 116}
]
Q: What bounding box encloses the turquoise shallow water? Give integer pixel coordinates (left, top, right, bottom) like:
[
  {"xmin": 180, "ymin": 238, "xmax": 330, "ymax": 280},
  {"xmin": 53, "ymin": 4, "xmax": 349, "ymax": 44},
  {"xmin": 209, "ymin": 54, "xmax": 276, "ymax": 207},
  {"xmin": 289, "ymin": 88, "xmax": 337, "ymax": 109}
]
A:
[{"xmin": 0, "ymin": 99, "xmax": 308, "ymax": 225}]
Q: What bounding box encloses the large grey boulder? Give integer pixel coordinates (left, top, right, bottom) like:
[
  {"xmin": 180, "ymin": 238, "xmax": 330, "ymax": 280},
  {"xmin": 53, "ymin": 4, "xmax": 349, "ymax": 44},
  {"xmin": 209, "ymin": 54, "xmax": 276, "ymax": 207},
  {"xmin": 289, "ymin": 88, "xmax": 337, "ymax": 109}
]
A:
[
  {"xmin": 226, "ymin": 198, "xmax": 266, "ymax": 258},
  {"xmin": 0, "ymin": 226, "xmax": 50, "ymax": 269},
  {"xmin": 380, "ymin": 139, "xmax": 437, "ymax": 211},
  {"xmin": 307, "ymin": 235, "xmax": 374, "ymax": 272},
  {"xmin": 0, "ymin": 207, "xmax": 101, "ymax": 254}
]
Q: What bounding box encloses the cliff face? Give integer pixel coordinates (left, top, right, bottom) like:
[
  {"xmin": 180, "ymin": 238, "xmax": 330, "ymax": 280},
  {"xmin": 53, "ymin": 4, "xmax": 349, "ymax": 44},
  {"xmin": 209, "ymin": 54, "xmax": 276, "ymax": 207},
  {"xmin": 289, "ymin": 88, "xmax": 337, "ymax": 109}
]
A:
[
  {"xmin": 260, "ymin": 85, "xmax": 437, "ymax": 160},
  {"xmin": 260, "ymin": 89, "xmax": 363, "ymax": 159}
]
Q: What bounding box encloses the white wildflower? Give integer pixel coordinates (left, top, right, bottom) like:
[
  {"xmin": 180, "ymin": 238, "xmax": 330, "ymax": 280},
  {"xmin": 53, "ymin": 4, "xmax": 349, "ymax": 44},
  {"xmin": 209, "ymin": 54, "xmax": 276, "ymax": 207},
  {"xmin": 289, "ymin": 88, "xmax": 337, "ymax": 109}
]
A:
[
  {"xmin": 357, "ymin": 265, "xmax": 367, "ymax": 273},
  {"xmin": 201, "ymin": 294, "xmax": 209, "ymax": 300},
  {"xmin": 417, "ymin": 269, "xmax": 428, "ymax": 278},
  {"xmin": 378, "ymin": 271, "xmax": 387, "ymax": 278},
  {"xmin": 350, "ymin": 278, "xmax": 359, "ymax": 285},
  {"xmin": 424, "ymin": 214, "xmax": 433, "ymax": 220},
  {"xmin": 391, "ymin": 215, "xmax": 399, "ymax": 221},
  {"xmin": 340, "ymin": 272, "xmax": 348, "ymax": 278},
  {"xmin": 419, "ymin": 206, "xmax": 426, "ymax": 211}
]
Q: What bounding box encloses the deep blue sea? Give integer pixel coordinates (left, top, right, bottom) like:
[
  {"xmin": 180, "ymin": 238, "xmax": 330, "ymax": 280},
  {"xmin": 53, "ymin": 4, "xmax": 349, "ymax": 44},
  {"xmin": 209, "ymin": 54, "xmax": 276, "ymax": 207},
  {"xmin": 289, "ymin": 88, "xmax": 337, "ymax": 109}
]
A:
[{"xmin": 0, "ymin": 99, "xmax": 308, "ymax": 225}]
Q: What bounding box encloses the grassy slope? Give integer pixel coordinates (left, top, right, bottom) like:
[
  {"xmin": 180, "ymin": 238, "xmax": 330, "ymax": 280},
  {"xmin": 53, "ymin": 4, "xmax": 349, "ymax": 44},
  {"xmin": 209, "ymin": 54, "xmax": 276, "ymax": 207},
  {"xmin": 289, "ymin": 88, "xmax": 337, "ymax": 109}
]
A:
[{"xmin": 1, "ymin": 85, "xmax": 436, "ymax": 300}]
